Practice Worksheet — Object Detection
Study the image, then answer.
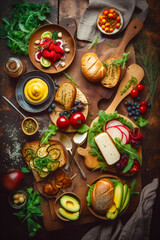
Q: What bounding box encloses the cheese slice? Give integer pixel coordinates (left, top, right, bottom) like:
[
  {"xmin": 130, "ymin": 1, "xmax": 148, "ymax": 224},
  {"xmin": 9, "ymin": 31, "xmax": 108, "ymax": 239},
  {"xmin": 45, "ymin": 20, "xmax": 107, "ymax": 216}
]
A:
[{"xmin": 95, "ymin": 132, "xmax": 120, "ymax": 165}]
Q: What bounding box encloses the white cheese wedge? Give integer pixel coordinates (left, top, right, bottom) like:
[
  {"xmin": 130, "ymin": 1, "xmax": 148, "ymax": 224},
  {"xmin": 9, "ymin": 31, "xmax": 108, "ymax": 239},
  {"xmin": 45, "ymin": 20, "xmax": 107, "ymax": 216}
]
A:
[{"xmin": 95, "ymin": 132, "xmax": 120, "ymax": 165}]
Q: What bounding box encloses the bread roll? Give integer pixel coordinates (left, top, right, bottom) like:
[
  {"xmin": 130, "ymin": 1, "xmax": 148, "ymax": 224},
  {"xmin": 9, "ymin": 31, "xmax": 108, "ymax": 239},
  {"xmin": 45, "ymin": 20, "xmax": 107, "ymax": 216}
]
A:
[
  {"xmin": 81, "ymin": 53, "xmax": 106, "ymax": 82},
  {"xmin": 91, "ymin": 178, "xmax": 114, "ymax": 214},
  {"xmin": 101, "ymin": 57, "xmax": 121, "ymax": 88}
]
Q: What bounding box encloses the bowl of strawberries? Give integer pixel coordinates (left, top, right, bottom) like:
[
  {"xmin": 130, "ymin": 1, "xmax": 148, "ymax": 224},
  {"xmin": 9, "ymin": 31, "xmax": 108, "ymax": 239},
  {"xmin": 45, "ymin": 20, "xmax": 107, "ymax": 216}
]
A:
[{"xmin": 28, "ymin": 24, "xmax": 76, "ymax": 74}]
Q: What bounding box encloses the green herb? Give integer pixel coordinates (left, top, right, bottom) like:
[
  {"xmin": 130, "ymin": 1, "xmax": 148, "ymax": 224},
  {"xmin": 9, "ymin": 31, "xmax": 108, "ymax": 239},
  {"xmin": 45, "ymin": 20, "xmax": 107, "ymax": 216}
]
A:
[
  {"xmin": 89, "ymin": 36, "xmax": 99, "ymax": 49},
  {"xmin": 135, "ymin": 38, "xmax": 160, "ymax": 108},
  {"xmin": 106, "ymin": 42, "xmax": 114, "ymax": 48},
  {"xmin": 103, "ymin": 62, "xmax": 109, "ymax": 70},
  {"xmin": 52, "ymin": 30, "xmax": 58, "ymax": 40},
  {"xmin": 113, "ymin": 51, "xmax": 131, "ymax": 69},
  {"xmin": 41, "ymin": 124, "xmax": 58, "ymax": 145},
  {"xmin": 88, "ymin": 111, "xmax": 134, "ymax": 161},
  {"xmin": 63, "ymin": 72, "xmax": 80, "ymax": 87},
  {"xmin": 86, "ymin": 184, "xmax": 95, "ymax": 206},
  {"xmin": 14, "ymin": 188, "xmax": 42, "ymax": 237},
  {"xmin": 21, "ymin": 166, "xmax": 31, "ymax": 174},
  {"xmin": 121, "ymin": 76, "xmax": 138, "ymax": 95},
  {"xmin": 92, "ymin": 161, "xmax": 107, "ymax": 171},
  {"xmin": 0, "ymin": 1, "xmax": 50, "ymax": 55},
  {"xmin": 77, "ymin": 124, "xmax": 89, "ymax": 133},
  {"xmin": 136, "ymin": 116, "xmax": 149, "ymax": 127},
  {"xmin": 34, "ymin": 156, "xmax": 53, "ymax": 171},
  {"xmin": 108, "ymin": 178, "xmax": 122, "ymax": 187},
  {"xmin": 114, "ymin": 138, "xmax": 142, "ymax": 173}
]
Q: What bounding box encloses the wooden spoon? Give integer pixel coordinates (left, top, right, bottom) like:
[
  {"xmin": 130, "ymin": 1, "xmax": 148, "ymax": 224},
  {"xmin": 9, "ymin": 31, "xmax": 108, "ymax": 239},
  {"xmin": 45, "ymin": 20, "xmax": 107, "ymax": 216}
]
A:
[{"xmin": 77, "ymin": 64, "xmax": 144, "ymax": 171}]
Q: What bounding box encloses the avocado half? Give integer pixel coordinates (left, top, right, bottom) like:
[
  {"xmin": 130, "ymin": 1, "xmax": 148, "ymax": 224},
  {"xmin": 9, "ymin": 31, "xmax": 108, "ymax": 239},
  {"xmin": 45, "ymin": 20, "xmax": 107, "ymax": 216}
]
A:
[
  {"xmin": 59, "ymin": 208, "xmax": 79, "ymax": 221},
  {"xmin": 60, "ymin": 195, "xmax": 80, "ymax": 212}
]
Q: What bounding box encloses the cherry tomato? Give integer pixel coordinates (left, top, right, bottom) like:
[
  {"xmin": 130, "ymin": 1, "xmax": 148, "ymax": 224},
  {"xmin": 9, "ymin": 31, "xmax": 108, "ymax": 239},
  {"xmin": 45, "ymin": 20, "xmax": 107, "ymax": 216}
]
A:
[
  {"xmin": 103, "ymin": 10, "xmax": 109, "ymax": 15},
  {"xmin": 109, "ymin": 9, "xmax": 114, "ymax": 14},
  {"xmin": 136, "ymin": 84, "xmax": 145, "ymax": 91},
  {"xmin": 108, "ymin": 13, "xmax": 113, "ymax": 18},
  {"xmin": 70, "ymin": 112, "xmax": 85, "ymax": 128},
  {"xmin": 105, "ymin": 22, "xmax": 110, "ymax": 27},
  {"xmin": 129, "ymin": 160, "xmax": 140, "ymax": 172},
  {"xmin": 115, "ymin": 23, "xmax": 120, "ymax": 29},
  {"xmin": 56, "ymin": 116, "xmax": 70, "ymax": 129},
  {"xmin": 109, "ymin": 28, "xmax": 114, "ymax": 33},
  {"xmin": 116, "ymin": 16, "xmax": 121, "ymax": 21},
  {"xmin": 140, "ymin": 101, "xmax": 148, "ymax": 106},
  {"xmin": 130, "ymin": 89, "xmax": 139, "ymax": 98},
  {"xmin": 139, "ymin": 105, "xmax": 147, "ymax": 114}
]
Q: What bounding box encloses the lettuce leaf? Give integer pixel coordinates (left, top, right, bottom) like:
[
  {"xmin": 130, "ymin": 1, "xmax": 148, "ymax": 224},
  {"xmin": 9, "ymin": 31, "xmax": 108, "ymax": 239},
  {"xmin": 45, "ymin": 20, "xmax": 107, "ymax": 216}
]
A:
[{"xmin": 41, "ymin": 124, "xmax": 58, "ymax": 144}]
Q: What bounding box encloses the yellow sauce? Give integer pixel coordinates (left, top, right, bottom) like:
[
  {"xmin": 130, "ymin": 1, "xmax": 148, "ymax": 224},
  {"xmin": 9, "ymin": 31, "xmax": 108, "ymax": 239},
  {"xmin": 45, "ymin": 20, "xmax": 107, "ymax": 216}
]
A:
[{"xmin": 24, "ymin": 78, "xmax": 48, "ymax": 103}]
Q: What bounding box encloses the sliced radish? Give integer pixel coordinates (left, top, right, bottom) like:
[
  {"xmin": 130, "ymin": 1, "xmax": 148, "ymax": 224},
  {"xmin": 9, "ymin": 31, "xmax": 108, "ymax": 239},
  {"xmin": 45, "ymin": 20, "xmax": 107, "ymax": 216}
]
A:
[
  {"xmin": 105, "ymin": 120, "xmax": 124, "ymax": 130},
  {"xmin": 56, "ymin": 39, "xmax": 63, "ymax": 48},
  {"xmin": 35, "ymin": 51, "xmax": 42, "ymax": 62},
  {"xmin": 106, "ymin": 126, "xmax": 123, "ymax": 142},
  {"xmin": 121, "ymin": 132, "xmax": 128, "ymax": 144},
  {"xmin": 117, "ymin": 125, "xmax": 130, "ymax": 142}
]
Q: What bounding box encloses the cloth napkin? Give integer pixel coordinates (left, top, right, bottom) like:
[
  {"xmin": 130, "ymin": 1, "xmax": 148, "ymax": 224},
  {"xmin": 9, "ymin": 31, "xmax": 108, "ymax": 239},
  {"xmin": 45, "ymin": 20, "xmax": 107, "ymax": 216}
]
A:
[
  {"xmin": 77, "ymin": 0, "xmax": 149, "ymax": 42},
  {"xmin": 81, "ymin": 178, "xmax": 159, "ymax": 240}
]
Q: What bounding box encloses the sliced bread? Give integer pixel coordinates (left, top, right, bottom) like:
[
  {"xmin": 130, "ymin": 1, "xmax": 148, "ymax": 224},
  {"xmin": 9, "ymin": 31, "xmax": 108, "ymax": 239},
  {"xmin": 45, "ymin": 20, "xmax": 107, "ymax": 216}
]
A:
[
  {"xmin": 101, "ymin": 57, "xmax": 121, "ymax": 88},
  {"xmin": 54, "ymin": 82, "xmax": 76, "ymax": 109},
  {"xmin": 94, "ymin": 132, "xmax": 120, "ymax": 165}
]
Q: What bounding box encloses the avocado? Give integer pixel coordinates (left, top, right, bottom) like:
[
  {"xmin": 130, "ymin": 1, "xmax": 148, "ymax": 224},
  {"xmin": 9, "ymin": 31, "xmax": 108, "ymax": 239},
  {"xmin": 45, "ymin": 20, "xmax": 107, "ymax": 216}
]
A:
[
  {"xmin": 121, "ymin": 184, "xmax": 128, "ymax": 207},
  {"xmin": 106, "ymin": 208, "xmax": 119, "ymax": 220},
  {"xmin": 59, "ymin": 208, "xmax": 79, "ymax": 220},
  {"xmin": 119, "ymin": 188, "xmax": 131, "ymax": 214},
  {"xmin": 60, "ymin": 195, "xmax": 80, "ymax": 212},
  {"xmin": 114, "ymin": 182, "xmax": 123, "ymax": 209},
  {"xmin": 107, "ymin": 202, "xmax": 117, "ymax": 213}
]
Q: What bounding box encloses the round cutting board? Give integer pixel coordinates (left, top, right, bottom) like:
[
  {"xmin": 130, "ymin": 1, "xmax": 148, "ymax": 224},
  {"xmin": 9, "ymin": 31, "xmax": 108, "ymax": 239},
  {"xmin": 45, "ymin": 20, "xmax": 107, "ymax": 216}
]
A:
[{"xmin": 49, "ymin": 88, "xmax": 88, "ymax": 132}]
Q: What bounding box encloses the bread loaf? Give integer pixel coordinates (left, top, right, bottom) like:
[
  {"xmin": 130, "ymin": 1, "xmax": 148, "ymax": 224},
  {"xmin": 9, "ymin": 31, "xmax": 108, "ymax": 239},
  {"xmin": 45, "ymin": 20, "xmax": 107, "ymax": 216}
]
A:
[
  {"xmin": 101, "ymin": 57, "xmax": 121, "ymax": 88},
  {"xmin": 94, "ymin": 132, "xmax": 120, "ymax": 165},
  {"xmin": 55, "ymin": 82, "xmax": 76, "ymax": 109},
  {"xmin": 81, "ymin": 53, "xmax": 106, "ymax": 82},
  {"xmin": 91, "ymin": 178, "xmax": 114, "ymax": 214}
]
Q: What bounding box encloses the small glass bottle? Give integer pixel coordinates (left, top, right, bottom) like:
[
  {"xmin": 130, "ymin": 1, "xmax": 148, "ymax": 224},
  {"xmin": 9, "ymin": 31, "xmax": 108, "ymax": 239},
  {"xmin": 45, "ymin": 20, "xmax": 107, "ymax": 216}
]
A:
[{"xmin": 4, "ymin": 57, "xmax": 26, "ymax": 78}]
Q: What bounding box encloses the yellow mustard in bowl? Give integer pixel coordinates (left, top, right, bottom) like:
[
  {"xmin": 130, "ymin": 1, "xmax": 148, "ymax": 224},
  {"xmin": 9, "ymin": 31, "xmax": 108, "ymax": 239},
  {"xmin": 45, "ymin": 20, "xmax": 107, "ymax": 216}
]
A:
[{"xmin": 24, "ymin": 78, "xmax": 49, "ymax": 103}]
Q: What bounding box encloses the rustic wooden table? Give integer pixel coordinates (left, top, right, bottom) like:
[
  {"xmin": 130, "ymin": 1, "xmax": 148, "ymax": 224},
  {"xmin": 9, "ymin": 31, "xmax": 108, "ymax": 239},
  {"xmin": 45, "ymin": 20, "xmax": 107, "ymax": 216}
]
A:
[{"xmin": 0, "ymin": 0, "xmax": 160, "ymax": 240}]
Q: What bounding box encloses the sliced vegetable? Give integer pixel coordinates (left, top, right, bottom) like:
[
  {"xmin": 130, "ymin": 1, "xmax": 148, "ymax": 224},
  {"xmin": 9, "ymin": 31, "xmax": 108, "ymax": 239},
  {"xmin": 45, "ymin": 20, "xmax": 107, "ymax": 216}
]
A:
[
  {"xmin": 48, "ymin": 148, "xmax": 61, "ymax": 160},
  {"xmin": 37, "ymin": 145, "xmax": 50, "ymax": 158}
]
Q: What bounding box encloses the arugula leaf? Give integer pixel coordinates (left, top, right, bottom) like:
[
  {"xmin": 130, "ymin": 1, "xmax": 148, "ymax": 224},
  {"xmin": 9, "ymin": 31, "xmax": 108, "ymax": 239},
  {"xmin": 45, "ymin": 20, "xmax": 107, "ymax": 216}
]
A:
[
  {"xmin": 41, "ymin": 124, "xmax": 58, "ymax": 144},
  {"xmin": 114, "ymin": 138, "xmax": 142, "ymax": 173},
  {"xmin": 63, "ymin": 72, "xmax": 80, "ymax": 87},
  {"xmin": 86, "ymin": 184, "xmax": 95, "ymax": 206},
  {"xmin": 89, "ymin": 36, "xmax": 99, "ymax": 49},
  {"xmin": 113, "ymin": 51, "xmax": 131, "ymax": 69},
  {"xmin": 77, "ymin": 124, "xmax": 89, "ymax": 133},
  {"xmin": 21, "ymin": 166, "xmax": 31, "ymax": 174},
  {"xmin": 136, "ymin": 116, "xmax": 149, "ymax": 127}
]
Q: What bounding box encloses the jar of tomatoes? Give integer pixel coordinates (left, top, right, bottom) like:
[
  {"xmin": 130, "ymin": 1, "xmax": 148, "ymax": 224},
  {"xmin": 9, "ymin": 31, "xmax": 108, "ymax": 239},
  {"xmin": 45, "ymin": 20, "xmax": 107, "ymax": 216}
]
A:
[{"xmin": 4, "ymin": 57, "xmax": 26, "ymax": 78}]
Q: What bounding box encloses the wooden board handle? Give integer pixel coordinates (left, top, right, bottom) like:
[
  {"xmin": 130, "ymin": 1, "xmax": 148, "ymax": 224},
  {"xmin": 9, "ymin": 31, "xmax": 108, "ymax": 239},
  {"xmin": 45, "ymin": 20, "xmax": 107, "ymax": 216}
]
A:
[
  {"xmin": 114, "ymin": 18, "xmax": 143, "ymax": 58},
  {"xmin": 105, "ymin": 64, "xmax": 144, "ymax": 114}
]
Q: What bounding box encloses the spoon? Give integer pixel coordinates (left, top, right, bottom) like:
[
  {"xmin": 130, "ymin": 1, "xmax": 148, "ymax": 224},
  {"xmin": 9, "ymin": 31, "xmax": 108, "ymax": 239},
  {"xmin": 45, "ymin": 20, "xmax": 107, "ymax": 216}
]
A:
[
  {"xmin": 2, "ymin": 96, "xmax": 38, "ymax": 135},
  {"xmin": 60, "ymin": 133, "xmax": 87, "ymax": 179}
]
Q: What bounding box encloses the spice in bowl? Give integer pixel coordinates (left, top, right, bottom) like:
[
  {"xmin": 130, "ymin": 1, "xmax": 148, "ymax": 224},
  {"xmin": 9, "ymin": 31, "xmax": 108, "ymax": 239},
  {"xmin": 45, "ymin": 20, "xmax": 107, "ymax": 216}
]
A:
[
  {"xmin": 21, "ymin": 117, "xmax": 38, "ymax": 135},
  {"xmin": 97, "ymin": 8, "xmax": 123, "ymax": 35}
]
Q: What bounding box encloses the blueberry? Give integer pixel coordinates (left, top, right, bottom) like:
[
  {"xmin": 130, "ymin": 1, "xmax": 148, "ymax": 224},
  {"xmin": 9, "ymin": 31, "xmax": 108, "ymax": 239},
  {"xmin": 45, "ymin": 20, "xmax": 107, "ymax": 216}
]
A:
[
  {"xmin": 55, "ymin": 86, "xmax": 59, "ymax": 91},
  {"xmin": 132, "ymin": 110, "xmax": 136, "ymax": 115},
  {"xmin": 136, "ymin": 111, "xmax": 140, "ymax": 116},
  {"xmin": 133, "ymin": 116, "xmax": 138, "ymax": 121},
  {"xmin": 63, "ymin": 111, "xmax": 68, "ymax": 116},
  {"xmin": 54, "ymin": 81, "xmax": 59, "ymax": 86},
  {"xmin": 77, "ymin": 105, "xmax": 84, "ymax": 111},
  {"xmin": 147, "ymin": 103, "xmax": 151, "ymax": 108},
  {"xmin": 136, "ymin": 105, "xmax": 140, "ymax": 109},
  {"xmin": 68, "ymin": 113, "xmax": 72, "ymax": 119},
  {"xmin": 51, "ymin": 103, "xmax": 55, "ymax": 109},
  {"xmin": 73, "ymin": 107, "xmax": 78, "ymax": 112},
  {"xmin": 128, "ymin": 112, "xmax": 132, "ymax": 117},
  {"xmin": 48, "ymin": 108, "xmax": 52, "ymax": 113},
  {"xmin": 132, "ymin": 106, "xmax": 136, "ymax": 110},
  {"xmin": 59, "ymin": 112, "xmax": 64, "ymax": 116},
  {"xmin": 134, "ymin": 102, "xmax": 138, "ymax": 106},
  {"xmin": 127, "ymin": 106, "xmax": 132, "ymax": 112},
  {"xmin": 70, "ymin": 109, "xmax": 75, "ymax": 113},
  {"xmin": 128, "ymin": 101, "xmax": 132, "ymax": 105},
  {"xmin": 136, "ymin": 96, "xmax": 141, "ymax": 101},
  {"xmin": 74, "ymin": 101, "xmax": 79, "ymax": 106}
]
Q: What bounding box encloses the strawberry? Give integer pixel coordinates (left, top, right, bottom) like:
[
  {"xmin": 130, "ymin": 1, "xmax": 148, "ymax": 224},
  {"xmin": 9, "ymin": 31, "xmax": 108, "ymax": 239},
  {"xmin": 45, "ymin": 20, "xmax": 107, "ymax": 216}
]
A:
[
  {"xmin": 49, "ymin": 50, "xmax": 56, "ymax": 58},
  {"xmin": 56, "ymin": 53, "xmax": 63, "ymax": 60},
  {"xmin": 48, "ymin": 41, "xmax": 55, "ymax": 51},
  {"xmin": 54, "ymin": 46, "xmax": 65, "ymax": 54},
  {"xmin": 42, "ymin": 49, "xmax": 50, "ymax": 58}
]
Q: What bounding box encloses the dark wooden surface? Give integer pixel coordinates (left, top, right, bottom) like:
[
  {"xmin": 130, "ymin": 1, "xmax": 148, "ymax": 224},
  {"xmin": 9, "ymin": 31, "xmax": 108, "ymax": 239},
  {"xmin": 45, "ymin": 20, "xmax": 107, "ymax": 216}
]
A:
[{"xmin": 0, "ymin": 0, "xmax": 160, "ymax": 240}]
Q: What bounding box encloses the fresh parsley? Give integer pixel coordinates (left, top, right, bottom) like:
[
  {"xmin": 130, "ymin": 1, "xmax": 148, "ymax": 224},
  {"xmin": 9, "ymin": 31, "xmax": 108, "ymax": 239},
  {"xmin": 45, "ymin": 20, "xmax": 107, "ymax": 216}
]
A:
[
  {"xmin": 14, "ymin": 188, "xmax": 43, "ymax": 237},
  {"xmin": 121, "ymin": 76, "xmax": 138, "ymax": 95},
  {"xmin": 113, "ymin": 51, "xmax": 131, "ymax": 69},
  {"xmin": 41, "ymin": 124, "xmax": 58, "ymax": 144},
  {"xmin": 136, "ymin": 116, "xmax": 149, "ymax": 127},
  {"xmin": 63, "ymin": 72, "xmax": 80, "ymax": 87},
  {"xmin": 89, "ymin": 36, "xmax": 99, "ymax": 49}
]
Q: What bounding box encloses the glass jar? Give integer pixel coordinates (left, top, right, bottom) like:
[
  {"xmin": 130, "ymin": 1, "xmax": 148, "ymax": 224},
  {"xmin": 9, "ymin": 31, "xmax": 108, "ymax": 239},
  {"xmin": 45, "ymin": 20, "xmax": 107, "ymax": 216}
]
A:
[{"xmin": 4, "ymin": 57, "xmax": 26, "ymax": 78}]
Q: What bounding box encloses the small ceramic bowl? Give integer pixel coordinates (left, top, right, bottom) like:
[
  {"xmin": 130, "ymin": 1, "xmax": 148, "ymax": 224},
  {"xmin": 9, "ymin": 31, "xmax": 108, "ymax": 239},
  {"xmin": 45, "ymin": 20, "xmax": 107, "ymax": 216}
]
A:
[
  {"xmin": 21, "ymin": 117, "xmax": 39, "ymax": 136},
  {"xmin": 8, "ymin": 190, "xmax": 28, "ymax": 209},
  {"xmin": 87, "ymin": 174, "xmax": 128, "ymax": 220},
  {"xmin": 54, "ymin": 192, "xmax": 82, "ymax": 221},
  {"xmin": 96, "ymin": 8, "xmax": 123, "ymax": 35}
]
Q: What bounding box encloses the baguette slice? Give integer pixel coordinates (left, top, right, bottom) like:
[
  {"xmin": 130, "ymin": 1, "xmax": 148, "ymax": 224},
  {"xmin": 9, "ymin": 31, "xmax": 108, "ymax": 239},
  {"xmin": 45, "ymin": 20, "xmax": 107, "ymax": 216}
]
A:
[
  {"xmin": 101, "ymin": 57, "xmax": 121, "ymax": 88},
  {"xmin": 94, "ymin": 132, "xmax": 120, "ymax": 165},
  {"xmin": 54, "ymin": 82, "xmax": 76, "ymax": 109}
]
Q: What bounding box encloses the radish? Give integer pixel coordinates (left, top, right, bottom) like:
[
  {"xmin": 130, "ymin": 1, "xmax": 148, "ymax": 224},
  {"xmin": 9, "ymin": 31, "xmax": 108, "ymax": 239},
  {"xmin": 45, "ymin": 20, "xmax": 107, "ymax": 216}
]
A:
[
  {"xmin": 117, "ymin": 125, "xmax": 130, "ymax": 142},
  {"xmin": 121, "ymin": 132, "xmax": 128, "ymax": 144},
  {"xmin": 35, "ymin": 51, "xmax": 42, "ymax": 62},
  {"xmin": 106, "ymin": 126, "xmax": 123, "ymax": 142},
  {"xmin": 105, "ymin": 120, "xmax": 123, "ymax": 130}
]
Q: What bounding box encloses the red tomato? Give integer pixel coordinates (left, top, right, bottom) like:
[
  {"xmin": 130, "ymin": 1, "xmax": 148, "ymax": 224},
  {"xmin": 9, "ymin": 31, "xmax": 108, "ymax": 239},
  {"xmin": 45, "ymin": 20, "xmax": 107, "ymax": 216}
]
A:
[
  {"xmin": 129, "ymin": 160, "xmax": 140, "ymax": 172},
  {"xmin": 56, "ymin": 116, "xmax": 70, "ymax": 129},
  {"xmin": 139, "ymin": 105, "xmax": 147, "ymax": 114},
  {"xmin": 130, "ymin": 89, "xmax": 139, "ymax": 98},
  {"xmin": 2, "ymin": 169, "xmax": 24, "ymax": 191},
  {"xmin": 70, "ymin": 112, "xmax": 85, "ymax": 128},
  {"xmin": 140, "ymin": 101, "xmax": 148, "ymax": 106},
  {"xmin": 136, "ymin": 84, "xmax": 145, "ymax": 91}
]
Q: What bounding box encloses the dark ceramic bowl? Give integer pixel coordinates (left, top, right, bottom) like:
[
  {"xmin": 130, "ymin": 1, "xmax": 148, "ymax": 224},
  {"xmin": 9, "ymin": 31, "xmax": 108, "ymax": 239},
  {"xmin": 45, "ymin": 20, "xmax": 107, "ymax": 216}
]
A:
[{"xmin": 8, "ymin": 190, "xmax": 28, "ymax": 209}]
